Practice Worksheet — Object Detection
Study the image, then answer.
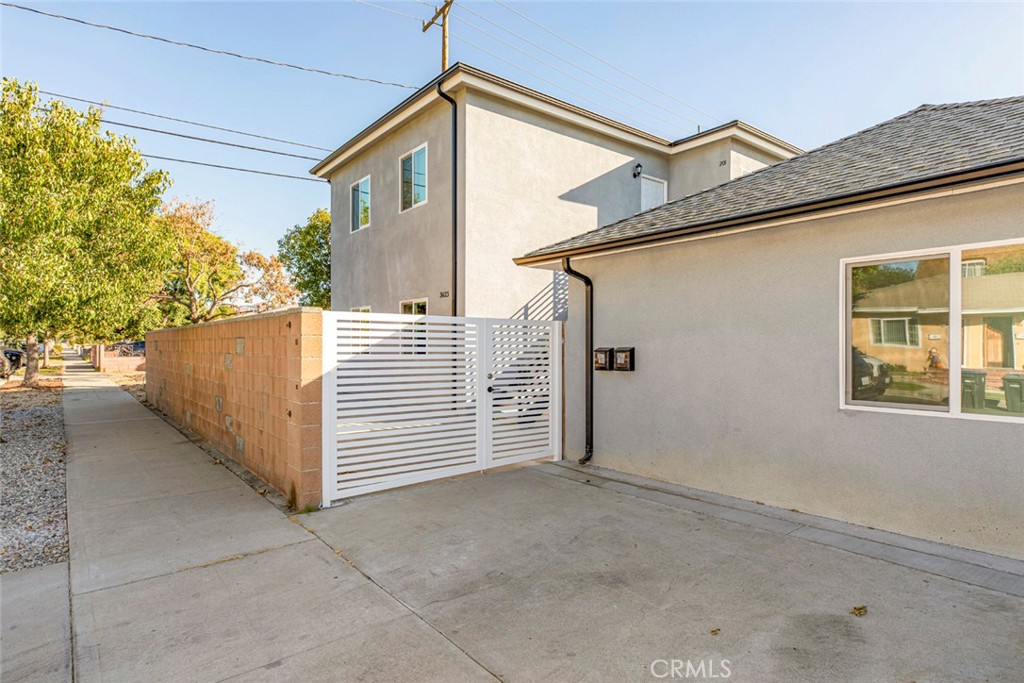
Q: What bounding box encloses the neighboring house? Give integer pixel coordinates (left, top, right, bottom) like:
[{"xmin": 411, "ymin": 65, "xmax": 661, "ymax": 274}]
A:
[
  {"xmin": 310, "ymin": 63, "xmax": 800, "ymax": 319},
  {"xmin": 516, "ymin": 95, "xmax": 1024, "ymax": 560}
]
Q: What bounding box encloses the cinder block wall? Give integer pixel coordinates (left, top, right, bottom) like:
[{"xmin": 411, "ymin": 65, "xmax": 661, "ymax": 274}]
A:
[
  {"xmin": 91, "ymin": 345, "xmax": 146, "ymax": 373},
  {"xmin": 146, "ymin": 308, "xmax": 323, "ymax": 509}
]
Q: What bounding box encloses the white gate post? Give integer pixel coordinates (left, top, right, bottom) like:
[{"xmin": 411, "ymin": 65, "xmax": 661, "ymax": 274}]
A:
[
  {"xmin": 320, "ymin": 312, "xmax": 337, "ymax": 508},
  {"xmin": 550, "ymin": 320, "xmax": 563, "ymax": 461},
  {"xmin": 476, "ymin": 320, "xmax": 493, "ymax": 470}
]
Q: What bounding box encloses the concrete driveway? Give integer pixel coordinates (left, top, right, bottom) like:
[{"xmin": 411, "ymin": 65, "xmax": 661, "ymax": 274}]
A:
[
  {"xmin": 7, "ymin": 362, "xmax": 1021, "ymax": 682},
  {"xmin": 305, "ymin": 464, "xmax": 1024, "ymax": 682}
]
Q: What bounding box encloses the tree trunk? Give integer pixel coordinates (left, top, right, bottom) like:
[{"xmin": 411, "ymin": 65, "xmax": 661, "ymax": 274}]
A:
[
  {"xmin": 42, "ymin": 338, "xmax": 51, "ymax": 368},
  {"xmin": 23, "ymin": 335, "xmax": 40, "ymax": 387}
]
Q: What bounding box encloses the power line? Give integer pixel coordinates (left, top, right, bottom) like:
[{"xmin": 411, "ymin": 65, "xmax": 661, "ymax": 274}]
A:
[
  {"xmin": 102, "ymin": 118, "xmax": 321, "ymax": 161},
  {"xmin": 39, "ymin": 90, "xmax": 331, "ymax": 152},
  {"xmin": 356, "ymin": 0, "xmax": 657, "ymax": 133},
  {"xmin": 491, "ymin": 0, "xmax": 720, "ymax": 123},
  {"xmin": 450, "ymin": 33, "xmax": 655, "ymax": 133},
  {"xmin": 352, "ymin": 0, "xmax": 427, "ymax": 23},
  {"xmin": 447, "ymin": 8, "xmax": 693, "ymax": 132},
  {"xmin": 454, "ymin": 1, "xmax": 705, "ymax": 129},
  {"xmin": 34, "ymin": 106, "xmax": 321, "ymax": 160},
  {"xmin": 141, "ymin": 154, "xmax": 324, "ymax": 182},
  {"xmin": 2, "ymin": 2, "xmax": 417, "ymax": 89}
]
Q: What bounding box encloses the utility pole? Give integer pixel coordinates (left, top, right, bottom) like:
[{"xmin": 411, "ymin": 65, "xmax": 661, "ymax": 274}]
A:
[{"xmin": 422, "ymin": 0, "xmax": 455, "ymax": 71}]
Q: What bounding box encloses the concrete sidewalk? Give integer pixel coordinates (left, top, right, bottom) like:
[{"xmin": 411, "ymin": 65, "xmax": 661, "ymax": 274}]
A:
[
  {"xmin": 5, "ymin": 358, "xmax": 1022, "ymax": 682},
  {"xmin": 37, "ymin": 360, "xmax": 495, "ymax": 682}
]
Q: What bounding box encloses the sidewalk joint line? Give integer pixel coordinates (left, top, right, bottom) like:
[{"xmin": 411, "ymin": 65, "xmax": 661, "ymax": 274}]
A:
[
  {"xmin": 289, "ymin": 515, "xmax": 503, "ymax": 682},
  {"xmin": 72, "ymin": 540, "xmax": 315, "ymax": 597}
]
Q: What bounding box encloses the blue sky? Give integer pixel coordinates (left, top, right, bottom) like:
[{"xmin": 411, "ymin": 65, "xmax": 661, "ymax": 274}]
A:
[{"xmin": 3, "ymin": 2, "xmax": 1022, "ymax": 256}]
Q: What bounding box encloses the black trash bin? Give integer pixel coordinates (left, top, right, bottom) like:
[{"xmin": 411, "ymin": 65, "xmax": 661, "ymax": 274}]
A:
[
  {"xmin": 962, "ymin": 369, "xmax": 987, "ymax": 411},
  {"xmin": 1003, "ymin": 373, "xmax": 1024, "ymax": 414}
]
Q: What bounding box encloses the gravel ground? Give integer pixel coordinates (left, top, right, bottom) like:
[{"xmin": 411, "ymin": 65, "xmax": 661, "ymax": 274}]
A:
[{"xmin": 0, "ymin": 378, "xmax": 68, "ymax": 573}]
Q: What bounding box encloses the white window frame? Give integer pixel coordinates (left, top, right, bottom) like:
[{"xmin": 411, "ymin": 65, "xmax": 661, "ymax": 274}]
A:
[
  {"xmin": 350, "ymin": 306, "xmax": 371, "ymax": 313},
  {"xmin": 350, "ymin": 175, "xmax": 371, "ymax": 233},
  {"xmin": 399, "ymin": 143, "xmax": 428, "ymax": 213},
  {"xmin": 839, "ymin": 237, "xmax": 1024, "ymax": 424},
  {"xmin": 399, "ymin": 298, "xmax": 428, "ymax": 315},
  {"xmin": 868, "ymin": 317, "xmax": 921, "ymax": 347},
  {"xmin": 640, "ymin": 174, "xmax": 668, "ymax": 212},
  {"xmin": 962, "ymin": 258, "xmax": 987, "ymax": 278}
]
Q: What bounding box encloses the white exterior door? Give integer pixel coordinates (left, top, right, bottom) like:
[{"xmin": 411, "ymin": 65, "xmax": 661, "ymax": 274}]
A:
[{"xmin": 641, "ymin": 175, "xmax": 668, "ymax": 212}]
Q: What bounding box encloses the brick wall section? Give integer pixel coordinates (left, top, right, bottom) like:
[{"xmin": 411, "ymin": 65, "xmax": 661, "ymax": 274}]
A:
[
  {"xmin": 145, "ymin": 308, "xmax": 323, "ymax": 509},
  {"xmin": 90, "ymin": 345, "xmax": 146, "ymax": 373}
]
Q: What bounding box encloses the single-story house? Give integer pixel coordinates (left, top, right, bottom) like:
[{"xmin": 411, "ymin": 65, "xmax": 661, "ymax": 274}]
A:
[{"xmin": 515, "ymin": 95, "xmax": 1024, "ymax": 560}]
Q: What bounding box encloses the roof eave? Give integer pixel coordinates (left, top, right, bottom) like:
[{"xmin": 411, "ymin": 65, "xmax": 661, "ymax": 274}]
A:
[
  {"xmin": 515, "ymin": 158, "xmax": 1024, "ymax": 266},
  {"xmin": 668, "ymin": 120, "xmax": 804, "ymax": 157},
  {"xmin": 310, "ymin": 64, "xmax": 463, "ymax": 178}
]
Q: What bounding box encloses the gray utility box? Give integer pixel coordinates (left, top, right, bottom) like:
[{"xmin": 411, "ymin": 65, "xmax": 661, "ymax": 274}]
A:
[
  {"xmin": 1002, "ymin": 373, "xmax": 1024, "ymax": 414},
  {"xmin": 962, "ymin": 370, "xmax": 987, "ymax": 411}
]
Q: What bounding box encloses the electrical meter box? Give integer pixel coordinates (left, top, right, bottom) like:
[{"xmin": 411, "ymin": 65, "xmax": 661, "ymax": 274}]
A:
[{"xmin": 614, "ymin": 347, "xmax": 635, "ymax": 371}]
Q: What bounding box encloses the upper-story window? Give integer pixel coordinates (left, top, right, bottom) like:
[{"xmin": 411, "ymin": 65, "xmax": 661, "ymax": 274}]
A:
[
  {"xmin": 350, "ymin": 176, "xmax": 371, "ymax": 232},
  {"xmin": 400, "ymin": 144, "xmax": 428, "ymax": 211}
]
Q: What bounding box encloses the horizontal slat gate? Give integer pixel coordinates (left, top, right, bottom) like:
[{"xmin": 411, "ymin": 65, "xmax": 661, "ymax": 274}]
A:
[{"xmin": 322, "ymin": 312, "xmax": 561, "ymax": 504}]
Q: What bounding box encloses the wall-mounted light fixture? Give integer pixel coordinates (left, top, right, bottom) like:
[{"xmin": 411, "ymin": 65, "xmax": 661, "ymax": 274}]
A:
[{"xmin": 633, "ymin": 163, "xmax": 643, "ymax": 179}]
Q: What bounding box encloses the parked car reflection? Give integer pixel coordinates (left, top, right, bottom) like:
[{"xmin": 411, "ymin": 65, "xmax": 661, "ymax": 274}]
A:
[{"xmin": 851, "ymin": 347, "xmax": 891, "ymax": 401}]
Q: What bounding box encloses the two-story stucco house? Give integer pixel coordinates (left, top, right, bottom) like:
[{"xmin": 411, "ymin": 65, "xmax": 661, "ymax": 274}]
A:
[
  {"xmin": 516, "ymin": 95, "xmax": 1024, "ymax": 560},
  {"xmin": 310, "ymin": 63, "xmax": 801, "ymax": 319}
]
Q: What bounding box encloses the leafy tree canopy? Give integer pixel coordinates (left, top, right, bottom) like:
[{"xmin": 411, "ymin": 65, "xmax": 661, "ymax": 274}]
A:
[
  {"xmin": 987, "ymin": 254, "xmax": 1024, "ymax": 275},
  {"xmin": 0, "ymin": 78, "xmax": 172, "ymax": 344},
  {"xmin": 277, "ymin": 208, "xmax": 331, "ymax": 308},
  {"xmin": 156, "ymin": 199, "xmax": 297, "ymax": 324}
]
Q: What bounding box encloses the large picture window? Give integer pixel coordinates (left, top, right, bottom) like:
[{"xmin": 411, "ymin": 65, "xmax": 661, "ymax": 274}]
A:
[
  {"xmin": 350, "ymin": 176, "xmax": 371, "ymax": 232},
  {"xmin": 400, "ymin": 144, "xmax": 427, "ymax": 211},
  {"xmin": 844, "ymin": 239, "xmax": 1024, "ymax": 421}
]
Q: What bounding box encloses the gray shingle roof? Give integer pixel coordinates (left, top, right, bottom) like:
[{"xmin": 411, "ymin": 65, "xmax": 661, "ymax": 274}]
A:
[
  {"xmin": 857, "ymin": 271, "xmax": 1024, "ymax": 314},
  {"xmin": 522, "ymin": 95, "xmax": 1024, "ymax": 260}
]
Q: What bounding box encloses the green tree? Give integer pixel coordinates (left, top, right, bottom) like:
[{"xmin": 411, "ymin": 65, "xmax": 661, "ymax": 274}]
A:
[
  {"xmin": 850, "ymin": 264, "xmax": 917, "ymax": 303},
  {"xmin": 0, "ymin": 79, "xmax": 172, "ymax": 385},
  {"xmin": 157, "ymin": 199, "xmax": 297, "ymax": 324},
  {"xmin": 277, "ymin": 208, "xmax": 331, "ymax": 308},
  {"xmin": 987, "ymin": 254, "xmax": 1024, "ymax": 275}
]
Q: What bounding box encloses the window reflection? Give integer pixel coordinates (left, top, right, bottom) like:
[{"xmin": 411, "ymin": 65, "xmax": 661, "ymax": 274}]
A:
[
  {"xmin": 961, "ymin": 245, "xmax": 1024, "ymax": 416},
  {"xmin": 850, "ymin": 257, "xmax": 950, "ymax": 408}
]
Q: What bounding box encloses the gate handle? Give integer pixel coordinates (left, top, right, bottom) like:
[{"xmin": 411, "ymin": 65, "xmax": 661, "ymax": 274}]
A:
[{"xmin": 487, "ymin": 386, "xmax": 495, "ymax": 393}]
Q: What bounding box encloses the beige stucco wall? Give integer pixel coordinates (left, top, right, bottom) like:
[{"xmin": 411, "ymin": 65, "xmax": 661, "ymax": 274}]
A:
[
  {"xmin": 326, "ymin": 86, "xmax": 790, "ymax": 320},
  {"xmin": 463, "ymin": 90, "xmax": 670, "ymax": 319},
  {"xmin": 851, "ymin": 316, "xmax": 950, "ymax": 371},
  {"xmin": 667, "ymin": 138, "xmax": 732, "ymax": 201},
  {"xmin": 145, "ymin": 309, "xmax": 323, "ymax": 509},
  {"xmin": 730, "ymin": 139, "xmax": 781, "ymax": 180},
  {"xmin": 328, "ymin": 98, "xmax": 460, "ymax": 315},
  {"xmin": 560, "ymin": 182, "xmax": 1024, "ymax": 559}
]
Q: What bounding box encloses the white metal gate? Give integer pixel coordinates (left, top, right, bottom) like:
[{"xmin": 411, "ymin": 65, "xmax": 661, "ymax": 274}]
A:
[{"xmin": 321, "ymin": 312, "xmax": 562, "ymax": 504}]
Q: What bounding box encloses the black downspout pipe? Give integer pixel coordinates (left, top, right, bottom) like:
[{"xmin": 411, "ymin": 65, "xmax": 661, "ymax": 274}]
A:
[
  {"xmin": 561, "ymin": 257, "xmax": 594, "ymax": 464},
  {"xmin": 436, "ymin": 83, "xmax": 458, "ymax": 315}
]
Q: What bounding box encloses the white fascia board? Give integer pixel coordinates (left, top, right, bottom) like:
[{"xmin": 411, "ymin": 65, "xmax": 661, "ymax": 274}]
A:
[
  {"xmin": 311, "ymin": 80, "xmax": 456, "ymax": 178},
  {"xmin": 457, "ymin": 73, "xmax": 669, "ymax": 154},
  {"xmin": 519, "ymin": 173, "xmax": 1024, "ymax": 268},
  {"xmin": 312, "ymin": 67, "xmax": 798, "ymax": 178},
  {"xmin": 667, "ymin": 124, "xmax": 800, "ymax": 160}
]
